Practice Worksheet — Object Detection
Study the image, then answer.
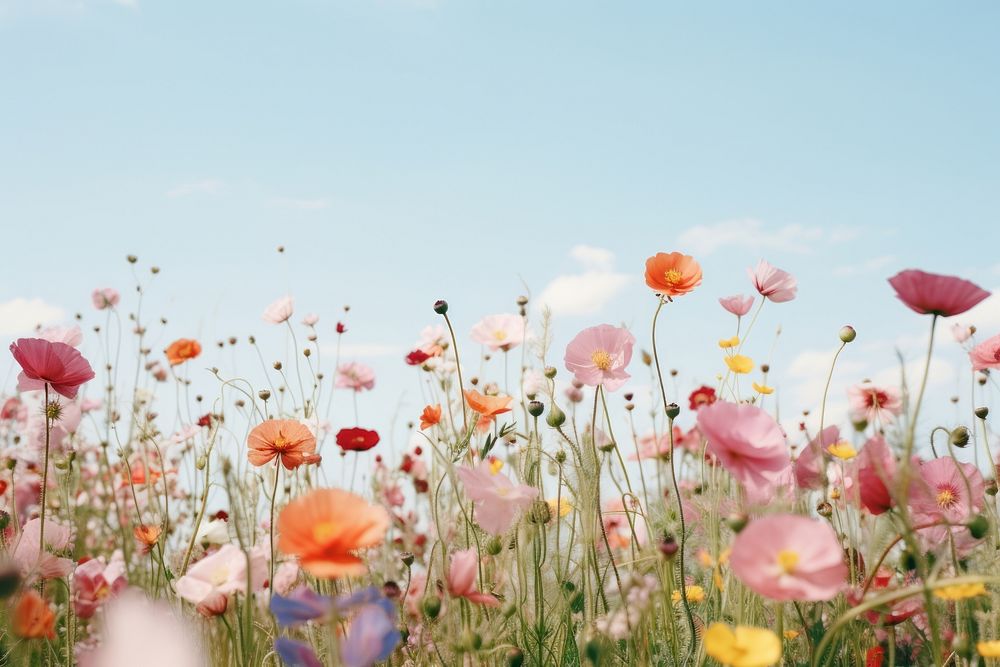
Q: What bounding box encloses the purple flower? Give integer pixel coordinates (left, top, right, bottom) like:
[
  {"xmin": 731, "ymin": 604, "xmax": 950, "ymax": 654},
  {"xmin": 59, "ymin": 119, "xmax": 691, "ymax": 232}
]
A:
[{"xmin": 274, "ymin": 638, "xmax": 321, "ymax": 667}]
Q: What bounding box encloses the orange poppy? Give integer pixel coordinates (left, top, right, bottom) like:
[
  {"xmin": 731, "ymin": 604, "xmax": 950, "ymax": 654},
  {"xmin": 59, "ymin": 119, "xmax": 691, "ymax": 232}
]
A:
[
  {"xmin": 277, "ymin": 488, "xmax": 389, "ymax": 578},
  {"xmin": 133, "ymin": 524, "xmax": 162, "ymax": 552},
  {"xmin": 165, "ymin": 338, "xmax": 202, "ymax": 366},
  {"xmin": 644, "ymin": 252, "xmax": 702, "ymax": 297},
  {"xmin": 120, "ymin": 459, "xmax": 164, "ymax": 489},
  {"xmin": 420, "ymin": 404, "xmax": 442, "ymax": 430},
  {"xmin": 12, "ymin": 591, "xmax": 56, "ymax": 639},
  {"xmin": 247, "ymin": 419, "xmax": 319, "ymax": 470},
  {"xmin": 463, "ymin": 389, "xmax": 512, "ymax": 418}
]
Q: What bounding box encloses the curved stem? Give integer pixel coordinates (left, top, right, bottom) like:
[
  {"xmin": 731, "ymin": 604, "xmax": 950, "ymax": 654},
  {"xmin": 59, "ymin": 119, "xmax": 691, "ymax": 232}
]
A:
[{"xmin": 441, "ymin": 311, "xmax": 468, "ymax": 431}]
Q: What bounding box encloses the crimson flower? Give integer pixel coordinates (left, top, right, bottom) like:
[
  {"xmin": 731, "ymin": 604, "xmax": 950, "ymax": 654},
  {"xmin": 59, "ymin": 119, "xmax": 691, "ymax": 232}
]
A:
[
  {"xmin": 336, "ymin": 322, "xmax": 347, "ymax": 334},
  {"xmin": 688, "ymin": 385, "xmax": 717, "ymax": 411},
  {"xmin": 10, "ymin": 338, "xmax": 95, "ymax": 399},
  {"xmin": 405, "ymin": 349, "xmax": 431, "ymax": 366},
  {"xmin": 336, "ymin": 427, "xmax": 380, "ymax": 452},
  {"xmin": 888, "ymin": 269, "xmax": 990, "ymax": 317}
]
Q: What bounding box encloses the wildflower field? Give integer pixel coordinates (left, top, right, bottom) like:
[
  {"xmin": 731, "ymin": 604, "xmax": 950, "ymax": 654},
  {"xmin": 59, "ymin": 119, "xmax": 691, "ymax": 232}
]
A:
[{"xmin": 2, "ymin": 249, "xmax": 999, "ymax": 667}]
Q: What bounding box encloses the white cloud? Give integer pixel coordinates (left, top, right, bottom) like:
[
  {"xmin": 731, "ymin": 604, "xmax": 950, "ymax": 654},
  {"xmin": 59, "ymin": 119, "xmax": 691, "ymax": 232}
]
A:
[
  {"xmin": 676, "ymin": 219, "xmax": 857, "ymax": 256},
  {"xmin": 832, "ymin": 255, "xmax": 896, "ymax": 278},
  {"xmin": 323, "ymin": 343, "xmax": 401, "ymax": 358},
  {"xmin": 537, "ymin": 246, "xmax": 631, "ymax": 317},
  {"xmin": 166, "ymin": 180, "xmax": 223, "ymax": 198},
  {"xmin": 269, "ymin": 197, "xmax": 330, "ymax": 211},
  {"xmin": 0, "ymin": 298, "xmax": 65, "ymax": 336}
]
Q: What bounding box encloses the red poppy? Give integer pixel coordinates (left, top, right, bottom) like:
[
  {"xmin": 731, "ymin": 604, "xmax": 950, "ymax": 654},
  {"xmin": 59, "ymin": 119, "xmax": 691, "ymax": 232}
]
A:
[
  {"xmin": 405, "ymin": 349, "xmax": 431, "ymax": 366},
  {"xmin": 336, "ymin": 427, "xmax": 380, "ymax": 452},
  {"xmin": 888, "ymin": 269, "xmax": 990, "ymax": 317},
  {"xmin": 336, "ymin": 322, "xmax": 347, "ymax": 334},
  {"xmin": 865, "ymin": 646, "xmax": 884, "ymax": 667},
  {"xmin": 9, "ymin": 338, "xmax": 95, "ymax": 400},
  {"xmin": 688, "ymin": 385, "xmax": 717, "ymax": 411},
  {"xmin": 197, "ymin": 413, "xmax": 213, "ymax": 427}
]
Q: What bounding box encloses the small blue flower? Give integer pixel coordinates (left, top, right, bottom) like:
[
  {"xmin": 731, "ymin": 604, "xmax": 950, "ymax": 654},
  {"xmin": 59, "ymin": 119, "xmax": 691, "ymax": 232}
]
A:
[
  {"xmin": 340, "ymin": 599, "xmax": 401, "ymax": 667},
  {"xmin": 270, "ymin": 586, "xmax": 334, "ymax": 627},
  {"xmin": 274, "ymin": 637, "xmax": 322, "ymax": 667}
]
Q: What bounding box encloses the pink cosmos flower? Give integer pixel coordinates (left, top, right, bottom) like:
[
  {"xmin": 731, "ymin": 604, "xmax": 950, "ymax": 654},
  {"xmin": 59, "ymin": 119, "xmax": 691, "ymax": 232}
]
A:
[
  {"xmin": 92, "ymin": 288, "xmax": 120, "ymax": 310},
  {"xmin": 39, "ymin": 325, "xmax": 83, "ymax": 347},
  {"xmin": 794, "ymin": 426, "xmax": 839, "ymax": 491},
  {"xmin": 263, "ymin": 295, "xmax": 295, "ymax": 324},
  {"xmin": 909, "ymin": 457, "xmax": 984, "ymax": 525},
  {"xmin": 301, "ymin": 313, "xmax": 319, "ymax": 327},
  {"xmin": 696, "ymin": 401, "xmax": 791, "ymax": 500},
  {"xmin": 852, "ymin": 436, "xmax": 895, "ymax": 515},
  {"xmin": 10, "ymin": 338, "xmax": 95, "ymax": 399},
  {"xmin": 888, "ymin": 269, "xmax": 990, "ymax": 317},
  {"xmin": 718, "ymin": 294, "xmax": 755, "ymax": 317},
  {"xmin": 951, "ymin": 323, "xmax": 974, "ymax": 344},
  {"xmin": 447, "ymin": 548, "xmax": 499, "ymax": 606},
  {"xmin": 335, "ymin": 362, "xmax": 376, "ymax": 392},
  {"xmin": 456, "ymin": 462, "xmax": 538, "ymax": 535},
  {"xmin": 174, "ymin": 544, "xmax": 267, "ymax": 605},
  {"xmin": 564, "ymin": 324, "xmax": 635, "ymax": 392},
  {"xmin": 730, "ymin": 514, "xmax": 847, "ymax": 601},
  {"xmin": 73, "ymin": 553, "xmax": 127, "ymax": 618},
  {"xmin": 970, "ymin": 333, "xmax": 1000, "ymax": 371},
  {"xmin": 748, "ymin": 260, "xmax": 797, "ymax": 303},
  {"xmin": 470, "ymin": 314, "xmax": 526, "ymax": 352},
  {"xmin": 13, "ymin": 518, "xmax": 74, "ymax": 581},
  {"xmin": 847, "ymin": 382, "xmax": 902, "ymax": 424}
]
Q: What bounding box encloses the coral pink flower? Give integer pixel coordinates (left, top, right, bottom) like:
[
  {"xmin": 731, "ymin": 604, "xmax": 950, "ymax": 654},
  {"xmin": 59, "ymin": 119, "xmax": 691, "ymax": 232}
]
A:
[
  {"xmin": 730, "ymin": 514, "xmax": 847, "ymax": 601},
  {"xmin": 718, "ymin": 294, "xmax": 755, "ymax": 317},
  {"xmin": 73, "ymin": 554, "xmax": 127, "ymax": 618},
  {"xmin": 909, "ymin": 457, "xmax": 984, "ymax": 525},
  {"xmin": 13, "ymin": 518, "xmax": 74, "ymax": 581},
  {"xmin": 888, "ymin": 269, "xmax": 990, "ymax": 317},
  {"xmin": 262, "ymin": 295, "xmax": 294, "ymax": 324},
  {"xmin": 748, "ymin": 260, "xmax": 797, "ymax": 303},
  {"xmin": 447, "ymin": 548, "xmax": 499, "ymax": 606},
  {"xmin": 174, "ymin": 544, "xmax": 267, "ymax": 605},
  {"xmin": 564, "ymin": 324, "xmax": 635, "ymax": 392},
  {"xmin": 10, "ymin": 338, "xmax": 95, "ymax": 400},
  {"xmin": 696, "ymin": 401, "xmax": 791, "ymax": 499},
  {"xmin": 470, "ymin": 314, "xmax": 525, "ymax": 352},
  {"xmin": 335, "ymin": 361, "xmax": 375, "ymax": 392},
  {"xmin": 91, "ymin": 288, "xmax": 120, "ymax": 310},
  {"xmin": 794, "ymin": 426, "xmax": 839, "ymax": 491},
  {"xmin": 847, "ymin": 382, "xmax": 902, "ymax": 424},
  {"xmin": 457, "ymin": 462, "xmax": 538, "ymax": 535},
  {"xmin": 970, "ymin": 333, "xmax": 1000, "ymax": 371},
  {"xmin": 851, "ymin": 436, "xmax": 895, "ymax": 515}
]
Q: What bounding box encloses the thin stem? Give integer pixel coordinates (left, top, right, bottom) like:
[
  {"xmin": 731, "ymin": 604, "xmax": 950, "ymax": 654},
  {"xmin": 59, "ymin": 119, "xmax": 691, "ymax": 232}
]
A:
[{"xmin": 441, "ymin": 311, "xmax": 468, "ymax": 431}]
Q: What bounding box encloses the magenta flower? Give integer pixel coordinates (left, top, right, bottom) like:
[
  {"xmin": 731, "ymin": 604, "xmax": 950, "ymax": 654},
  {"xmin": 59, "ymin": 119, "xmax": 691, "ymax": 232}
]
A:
[
  {"xmin": 10, "ymin": 338, "xmax": 95, "ymax": 399},
  {"xmin": 970, "ymin": 333, "xmax": 1000, "ymax": 371},
  {"xmin": 909, "ymin": 457, "xmax": 984, "ymax": 525},
  {"xmin": 748, "ymin": 260, "xmax": 797, "ymax": 303},
  {"xmin": 263, "ymin": 295, "xmax": 294, "ymax": 324},
  {"xmin": 73, "ymin": 555, "xmax": 127, "ymax": 618},
  {"xmin": 718, "ymin": 294, "xmax": 755, "ymax": 317},
  {"xmin": 470, "ymin": 313, "xmax": 526, "ymax": 352},
  {"xmin": 793, "ymin": 426, "xmax": 839, "ymax": 491},
  {"xmin": 730, "ymin": 514, "xmax": 847, "ymax": 601},
  {"xmin": 335, "ymin": 362, "xmax": 376, "ymax": 392},
  {"xmin": 456, "ymin": 462, "xmax": 538, "ymax": 535},
  {"xmin": 91, "ymin": 287, "xmax": 120, "ymax": 310},
  {"xmin": 847, "ymin": 382, "xmax": 902, "ymax": 424},
  {"xmin": 696, "ymin": 401, "xmax": 791, "ymax": 499},
  {"xmin": 852, "ymin": 435, "xmax": 895, "ymax": 515},
  {"xmin": 888, "ymin": 269, "xmax": 990, "ymax": 317},
  {"xmin": 563, "ymin": 324, "xmax": 635, "ymax": 392},
  {"xmin": 447, "ymin": 548, "xmax": 499, "ymax": 606}
]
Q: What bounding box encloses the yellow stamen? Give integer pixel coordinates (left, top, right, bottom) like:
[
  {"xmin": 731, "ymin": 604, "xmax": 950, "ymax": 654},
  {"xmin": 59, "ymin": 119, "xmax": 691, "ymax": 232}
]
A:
[
  {"xmin": 776, "ymin": 550, "xmax": 799, "ymax": 575},
  {"xmin": 936, "ymin": 488, "xmax": 957, "ymax": 508},
  {"xmin": 312, "ymin": 521, "xmax": 338, "ymax": 544},
  {"xmin": 663, "ymin": 269, "xmax": 683, "ymax": 284},
  {"xmin": 489, "ymin": 458, "xmax": 504, "ymax": 475},
  {"xmin": 591, "ymin": 350, "xmax": 613, "ymax": 371}
]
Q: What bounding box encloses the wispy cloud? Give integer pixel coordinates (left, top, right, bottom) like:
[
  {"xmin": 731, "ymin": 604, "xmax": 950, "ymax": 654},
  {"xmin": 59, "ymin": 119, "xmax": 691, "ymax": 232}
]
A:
[
  {"xmin": 0, "ymin": 297, "xmax": 65, "ymax": 336},
  {"xmin": 269, "ymin": 197, "xmax": 330, "ymax": 211},
  {"xmin": 166, "ymin": 179, "xmax": 223, "ymax": 198},
  {"xmin": 676, "ymin": 219, "xmax": 857, "ymax": 256},
  {"xmin": 537, "ymin": 245, "xmax": 631, "ymax": 317},
  {"xmin": 832, "ymin": 255, "xmax": 895, "ymax": 277}
]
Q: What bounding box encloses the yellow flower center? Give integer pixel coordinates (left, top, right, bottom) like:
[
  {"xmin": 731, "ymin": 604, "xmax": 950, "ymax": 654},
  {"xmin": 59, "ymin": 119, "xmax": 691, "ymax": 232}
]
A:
[
  {"xmin": 273, "ymin": 435, "xmax": 290, "ymax": 450},
  {"xmin": 489, "ymin": 458, "xmax": 504, "ymax": 475},
  {"xmin": 211, "ymin": 565, "xmax": 231, "ymax": 586},
  {"xmin": 312, "ymin": 521, "xmax": 338, "ymax": 544},
  {"xmin": 937, "ymin": 488, "xmax": 957, "ymax": 509},
  {"xmin": 776, "ymin": 550, "xmax": 799, "ymax": 575},
  {"xmin": 663, "ymin": 269, "xmax": 683, "ymax": 284},
  {"xmin": 591, "ymin": 350, "xmax": 613, "ymax": 371},
  {"xmin": 492, "ymin": 330, "xmax": 507, "ymax": 341}
]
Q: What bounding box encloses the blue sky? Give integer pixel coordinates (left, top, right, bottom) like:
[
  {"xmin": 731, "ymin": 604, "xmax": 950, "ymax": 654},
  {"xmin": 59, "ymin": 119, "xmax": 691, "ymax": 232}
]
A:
[{"xmin": 2, "ymin": 1, "xmax": 999, "ymax": 464}]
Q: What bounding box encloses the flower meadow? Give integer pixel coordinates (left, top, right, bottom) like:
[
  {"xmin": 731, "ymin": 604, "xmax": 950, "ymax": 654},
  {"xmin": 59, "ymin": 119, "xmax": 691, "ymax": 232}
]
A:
[{"xmin": 3, "ymin": 251, "xmax": 1000, "ymax": 667}]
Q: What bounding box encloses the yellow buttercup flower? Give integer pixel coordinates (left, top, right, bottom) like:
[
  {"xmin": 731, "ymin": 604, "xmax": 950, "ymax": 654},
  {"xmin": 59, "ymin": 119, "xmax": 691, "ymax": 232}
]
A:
[
  {"xmin": 752, "ymin": 382, "xmax": 774, "ymax": 395},
  {"xmin": 546, "ymin": 497, "xmax": 573, "ymax": 518},
  {"xmin": 826, "ymin": 441, "xmax": 857, "ymax": 460},
  {"xmin": 978, "ymin": 640, "xmax": 1000, "ymax": 658},
  {"xmin": 671, "ymin": 585, "xmax": 705, "ymax": 604},
  {"xmin": 489, "ymin": 458, "xmax": 504, "ymax": 475},
  {"xmin": 935, "ymin": 582, "xmax": 987, "ymax": 600},
  {"xmin": 718, "ymin": 336, "xmax": 740, "ymax": 349},
  {"xmin": 704, "ymin": 623, "xmax": 781, "ymax": 667},
  {"xmin": 724, "ymin": 355, "xmax": 754, "ymax": 374}
]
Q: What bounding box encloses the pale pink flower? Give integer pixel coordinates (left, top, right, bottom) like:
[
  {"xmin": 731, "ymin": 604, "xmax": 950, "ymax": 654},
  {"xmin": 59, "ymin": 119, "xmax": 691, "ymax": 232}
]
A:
[
  {"xmin": 564, "ymin": 324, "xmax": 635, "ymax": 392},
  {"xmin": 13, "ymin": 518, "xmax": 74, "ymax": 580},
  {"xmin": 456, "ymin": 462, "xmax": 538, "ymax": 535},
  {"xmin": 718, "ymin": 294, "xmax": 755, "ymax": 317},
  {"xmin": 888, "ymin": 269, "xmax": 990, "ymax": 317},
  {"xmin": 951, "ymin": 322, "xmax": 974, "ymax": 343},
  {"xmin": 470, "ymin": 314, "xmax": 525, "ymax": 352},
  {"xmin": 447, "ymin": 548, "xmax": 499, "ymax": 606},
  {"xmin": 272, "ymin": 561, "xmax": 301, "ymax": 596},
  {"xmin": 335, "ymin": 361, "xmax": 375, "ymax": 392},
  {"xmin": 730, "ymin": 514, "xmax": 847, "ymax": 601},
  {"xmin": 73, "ymin": 553, "xmax": 127, "ymax": 618},
  {"xmin": 696, "ymin": 401, "xmax": 791, "ymax": 499},
  {"xmin": 85, "ymin": 591, "xmax": 203, "ymax": 667},
  {"xmin": 909, "ymin": 457, "xmax": 984, "ymax": 525},
  {"xmin": 793, "ymin": 426, "xmax": 839, "ymax": 491},
  {"xmin": 262, "ymin": 295, "xmax": 294, "ymax": 324},
  {"xmin": 92, "ymin": 288, "xmax": 120, "ymax": 310},
  {"xmin": 301, "ymin": 313, "xmax": 319, "ymax": 327},
  {"xmin": 174, "ymin": 544, "xmax": 266, "ymax": 605},
  {"xmin": 39, "ymin": 325, "xmax": 83, "ymax": 347},
  {"xmin": 416, "ymin": 324, "xmax": 448, "ymax": 356},
  {"xmin": 749, "ymin": 260, "xmax": 797, "ymax": 303},
  {"xmin": 970, "ymin": 333, "xmax": 1000, "ymax": 371},
  {"xmin": 847, "ymin": 382, "xmax": 902, "ymax": 423}
]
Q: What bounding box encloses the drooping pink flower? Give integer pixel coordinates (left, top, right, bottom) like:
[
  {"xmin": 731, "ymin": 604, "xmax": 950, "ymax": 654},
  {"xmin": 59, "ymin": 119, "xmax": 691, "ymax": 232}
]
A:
[
  {"xmin": 888, "ymin": 269, "xmax": 990, "ymax": 317},
  {"xmin": 174, "ymin": 544, "xmax": 267, "ymax": 605},
  {"xmin": 335, "ymin": 362, "xmax": 376, "ymax": 392},
  {"xmin": 564, "ymin": 324, "xmax": 635, "ymax": 392},
  {"xmin": 847, "ymin": 382, "xmax": 902, "ymax": 424},
  {"xmin": 970, "ymin": 333, "xmax": 1000, "ymax": 371},
  {"xmin": 263, "ymin": 295, "xmax": 295, "ymax": 324},
  {"xmin": 447, "ymin": 548, "xmax": 499, "ymax": 606},
  {"xmin": 748, "ymin": 260, "xmax": 797, "ymax": 303},
  {"xmin": 456, "ymin": 462, "xmax": 538, "ymax": 535},
  {"xmin": 10, "ymin": 338, "xmax": 95, "ymax": 399},
  {"xmin": 909, "ymin": 457, "xmax": 984, "ymax": 525},
  {"xmin": 852, "ymin": 435, "xmax": 895, "ymax": 515},
  {"xmin": 38, "ymin": 325, "xmax": 83, "ymax": 347},
  {"xmin": 794, "ymin": 426, "xmax": 839, "ymax": 491},
  {"xmin": 73, "ymin": 553, "xmax": 127, "ymax": 618},
  {"xmin": 470, "ymin": 314, "xmax": 526, "ymax": 352},
  {"xmin": 696, "ymin": 401, "xmax": 791, "ymax": 499},
  {"xmin": 730, "ymin": 514, "xmax": 847, "ymax": 601},
  {"xmin": 92, "ymin": 288, "xmax": 120, "ymax": 310},
  {"xmin": 718, "ymin": 294, "xmax": 755, "ymax": 317}
]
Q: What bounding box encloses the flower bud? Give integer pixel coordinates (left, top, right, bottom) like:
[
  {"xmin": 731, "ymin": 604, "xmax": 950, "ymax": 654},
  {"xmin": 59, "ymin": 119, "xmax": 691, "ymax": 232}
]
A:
[
  {"xmin": 950, "ymin": 426, "xmax": 971, "ymax": 448},
  {"xmin": 273, "ymin": 361, "xmax": 282, "ymax": 370},
  {"xmin": 485, "ymin": 537, "xmax": 503, "ymax": 556},
  {"xmin": 658, "ymin": 535, "xmax": 679, "ymax": 558},
  {"xmin": 433, "ymin": 300, "xmax": 448, "ymax": 315},
  {"xmin": 976, "ymin": 406, "xmax": 989, "ymax": 420},
  {"xmin": 258, "ymin": 390, "xmax": 271, "ymax": 401},
  {"xmin": 195, "ymin": 455, "xmax": 207, "ymax": 471},
  {"xmin": 554, "ymin": 450, "xmax": 567, "ymax": 464},
  {"xmin": 665, "ymin": 403, "xmax": 680, "ymax": 420},
  {"xmin": 543, "ymin": 366, "xmax": 557, "ymax": 379},
  {"xmin": 641, "ymin": 350, "xmax": 652, "ymax": 366},
  {"xmin": 987, "ymin": 480, "xmax": 999, "ymax": 496},
  {"xmin": 422, "ymin": 596, "xmax": 441, "ymax": 620},
  {"xmin": 816, "ymin": 501, "xmax": 833, "ymax": 518},
  {"xmin": 197, "ymin": 593, "xmax": 229, "ymax": 618},
  {"xmin": 528, "ymin": 401, "xmax": 544, "ymax": 417},
  {"xmin": 546, "ymin": 405, "xmax": 566, "ymax": 428},
  {"xmin": 401, "ymin": 552, "xmax": 415, "ymax": 568},
  {"xmin": 506, "ymin": 648, "xmax": 525, "ymax": 667},
  {"xmin": 839, "ymin": 325, "xmax": 857, "ymax": 343},
  {"xmin": 726, "ymin": 513, "xmax": 748, "ymax": 533},
  {"xmin": 526, "ymin": 500, "xmax": 552, "ymax": 525},
  {"xmin": 968, "ymin": 514, "xmax": 990, "ymax": 539}
]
